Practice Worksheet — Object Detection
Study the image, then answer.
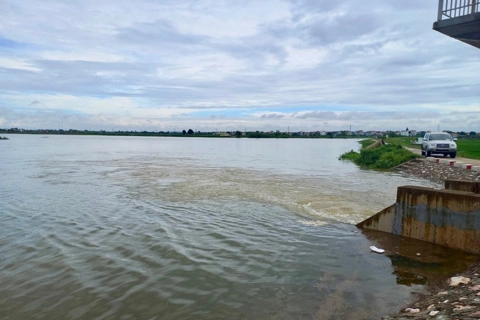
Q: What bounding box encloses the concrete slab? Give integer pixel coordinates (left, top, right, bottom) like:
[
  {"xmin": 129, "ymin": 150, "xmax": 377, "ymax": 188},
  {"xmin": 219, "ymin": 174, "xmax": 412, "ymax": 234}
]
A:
[
  {"xmin": 406, "ymin": 148, "xmax": 480, "ymax": 167},
  {"xmin": 439, "ymin": 159, "xmax": 456, "ymax": 166}
]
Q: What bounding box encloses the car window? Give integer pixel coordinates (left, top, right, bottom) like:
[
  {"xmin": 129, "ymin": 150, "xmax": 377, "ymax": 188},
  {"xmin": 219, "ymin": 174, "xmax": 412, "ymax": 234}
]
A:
[{"xmin": 430, "ymin": 134, "xmax": 451, "ymax": 140}]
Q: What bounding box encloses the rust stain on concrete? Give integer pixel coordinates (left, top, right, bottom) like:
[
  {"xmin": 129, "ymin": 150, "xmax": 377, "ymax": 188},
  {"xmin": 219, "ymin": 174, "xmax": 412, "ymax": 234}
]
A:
[{"xmin": 357, "ymin": 179, "xmax": 480, "ymax": 254}]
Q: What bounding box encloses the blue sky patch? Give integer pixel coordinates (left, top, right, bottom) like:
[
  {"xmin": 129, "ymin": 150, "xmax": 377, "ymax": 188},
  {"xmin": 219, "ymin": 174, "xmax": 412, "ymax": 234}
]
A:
[{"xmin": 0, "ymin": 37, "xmax": 20, "ymax": 48}]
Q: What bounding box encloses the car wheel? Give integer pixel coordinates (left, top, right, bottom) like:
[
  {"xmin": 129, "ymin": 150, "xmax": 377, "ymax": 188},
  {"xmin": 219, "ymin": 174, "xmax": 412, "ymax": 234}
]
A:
[
  {"xmin": 450, "ymin": 152, "xmax": 456, "ymax": 158},
  {"xmin": 426, "ymin": 149, "xmax": 431, "ymax": 157},
  {"xmin": 421, "ymin": 148, "xmax": 425, "ymax": 156}
]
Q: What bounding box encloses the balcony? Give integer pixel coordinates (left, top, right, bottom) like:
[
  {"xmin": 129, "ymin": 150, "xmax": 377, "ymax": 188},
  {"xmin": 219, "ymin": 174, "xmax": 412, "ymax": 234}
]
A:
[{"xmin": 433, "ymin": 0, "xmax": 480, "ymax": 49}]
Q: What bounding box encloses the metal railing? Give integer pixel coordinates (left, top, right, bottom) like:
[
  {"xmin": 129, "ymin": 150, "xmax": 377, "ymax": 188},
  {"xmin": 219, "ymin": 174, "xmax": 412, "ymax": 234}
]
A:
[{"xmin": 437, "ymin": 0, "xmax": 480, "ymax": 20}]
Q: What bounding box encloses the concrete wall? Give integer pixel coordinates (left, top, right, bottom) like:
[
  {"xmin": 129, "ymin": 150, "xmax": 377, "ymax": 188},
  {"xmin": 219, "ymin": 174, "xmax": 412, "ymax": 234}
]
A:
[
  {"xmin": 356, "ymin": 204, "xmax": 395, "ymax": 233},
  {"xmin": 357, "ymin": 181, "xmax": 480, "ymax": 254},
  {"xmin": 445, "ymin": 180, "xmax": 480, "ymax": 194}
]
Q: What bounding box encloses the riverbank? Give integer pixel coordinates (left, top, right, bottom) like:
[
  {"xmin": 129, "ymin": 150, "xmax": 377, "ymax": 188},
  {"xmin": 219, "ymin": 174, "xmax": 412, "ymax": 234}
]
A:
[
  {"xmin": 383, "ymin": 265, "xmax": 480, "ymax": 319},
  {"xmin": 382, "ymin": 158, "xmax": 480, "ymax": 319},
  {"xmin": 395, "ymin": 158, "xmax": 480, "ymax": 185},
  {"xmin": 339, "ymin": 142, "xmax": 417, "ymax": 169}
]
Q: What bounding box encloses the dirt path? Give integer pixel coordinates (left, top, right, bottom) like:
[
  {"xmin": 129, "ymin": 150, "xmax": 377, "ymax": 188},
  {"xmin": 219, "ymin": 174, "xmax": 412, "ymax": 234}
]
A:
[{"xmin": 407, "ymin": 147, "xmax": 480, "ymax": 167}]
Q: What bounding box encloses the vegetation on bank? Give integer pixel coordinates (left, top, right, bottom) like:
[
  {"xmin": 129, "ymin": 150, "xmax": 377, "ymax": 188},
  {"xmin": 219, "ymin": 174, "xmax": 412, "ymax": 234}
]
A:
[
  {"xmin": 358, "ymin": 139, "xmax": 377, "ymax": 148},
  {"xmin": 0, "ymin": 128, "xmax": 366, "ymax": 139},
  {"xmin": 339, "ymin": 140, "xmax": 418, "ymax": 169}
]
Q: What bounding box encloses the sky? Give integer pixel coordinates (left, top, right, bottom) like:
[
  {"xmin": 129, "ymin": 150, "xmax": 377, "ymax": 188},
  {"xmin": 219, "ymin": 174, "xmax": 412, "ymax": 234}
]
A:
[{"xmin": 1, "ymin": 0, "xmax": 479, "ymax": 133}]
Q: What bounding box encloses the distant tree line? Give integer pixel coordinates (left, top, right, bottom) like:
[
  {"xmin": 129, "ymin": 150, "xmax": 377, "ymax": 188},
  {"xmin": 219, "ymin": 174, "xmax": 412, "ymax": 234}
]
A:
[{"xmin": 1, "ymin": 127, "xmax": 478, "ymax": 139}]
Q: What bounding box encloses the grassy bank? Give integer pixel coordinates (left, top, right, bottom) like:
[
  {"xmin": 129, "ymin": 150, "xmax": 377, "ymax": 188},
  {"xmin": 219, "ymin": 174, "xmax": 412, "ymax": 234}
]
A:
[
  {"xmin": 340, "ymin": 140, "xmax": 418, "ymax": 169},
  {"xmin": 454, "ymin": 140, "xmax": 480, "ymax": 159}
]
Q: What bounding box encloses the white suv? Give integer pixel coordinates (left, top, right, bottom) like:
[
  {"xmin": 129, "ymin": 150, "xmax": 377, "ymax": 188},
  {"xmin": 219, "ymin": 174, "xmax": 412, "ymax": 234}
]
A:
[{"xmin": 421, "ymin": 132, "xmax": 457, "ymax": 158}]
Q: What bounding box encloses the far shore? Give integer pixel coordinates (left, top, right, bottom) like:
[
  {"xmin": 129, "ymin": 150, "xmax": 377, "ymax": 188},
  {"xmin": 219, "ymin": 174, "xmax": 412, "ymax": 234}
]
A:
[{"xmin": 0, "ymin": 130, "xmax": 366, "ymax": 139}]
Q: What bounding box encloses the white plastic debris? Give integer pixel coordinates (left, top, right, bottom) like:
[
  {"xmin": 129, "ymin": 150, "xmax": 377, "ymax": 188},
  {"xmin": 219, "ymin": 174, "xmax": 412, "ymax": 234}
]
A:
[
  {"xmin": 428, "ymin": 310, "xmax": 439, "ymax": 316},
  {"xmin": 405, "ymin": 308, "xmax": 420, "ymax": 313},
  {"xmin": 369, "ymin": 246, "xmax": 385, "ymax": 254},
  {"xmin": 449, "ymin": 276, "xmax": 471, "ymax": 286}
]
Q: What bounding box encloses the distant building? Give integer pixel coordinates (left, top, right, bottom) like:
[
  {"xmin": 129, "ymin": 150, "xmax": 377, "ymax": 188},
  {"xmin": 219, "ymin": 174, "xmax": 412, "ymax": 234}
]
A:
[{"xmin": 400, "ymin": 128, "xmax": 417, "ymax": 137}]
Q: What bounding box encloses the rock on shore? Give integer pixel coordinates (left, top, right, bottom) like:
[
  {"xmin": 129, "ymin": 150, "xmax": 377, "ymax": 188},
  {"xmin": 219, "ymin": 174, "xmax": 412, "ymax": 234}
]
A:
[
  {"xmin": 395, "ymin": 158, "xmax": 480, "ymax": 185},
  {"xmin": 383, "ymin": 267, "xmax": 480, "ymax": 320}
]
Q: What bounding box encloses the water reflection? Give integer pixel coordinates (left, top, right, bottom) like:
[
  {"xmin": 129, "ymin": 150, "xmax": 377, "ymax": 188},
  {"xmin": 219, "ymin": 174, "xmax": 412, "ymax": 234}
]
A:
[
  {"xmin": 0, "ymin": 135, "xmax": 460, "ymax": 319},
  {"xmin": 361, "ymin": 229, "xmax": 480, "ymax": 286}
]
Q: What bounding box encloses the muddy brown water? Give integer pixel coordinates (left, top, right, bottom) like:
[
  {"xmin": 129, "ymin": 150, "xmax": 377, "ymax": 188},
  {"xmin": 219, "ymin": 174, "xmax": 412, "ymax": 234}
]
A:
[{"xmin": 1, "ymin": 135, "xmax": 478, "ymax": 319}]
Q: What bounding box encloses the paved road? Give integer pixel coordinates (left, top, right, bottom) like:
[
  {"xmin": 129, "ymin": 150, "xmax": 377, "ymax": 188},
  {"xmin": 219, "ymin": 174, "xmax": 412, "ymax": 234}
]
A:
[{"xmin": 407, "ymin": 147, "xmax": 480, "ymax": 167}]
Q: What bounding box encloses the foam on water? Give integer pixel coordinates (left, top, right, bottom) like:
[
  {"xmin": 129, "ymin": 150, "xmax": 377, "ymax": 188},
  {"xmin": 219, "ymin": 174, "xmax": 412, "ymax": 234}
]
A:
[{"xmin": 1, "ymin": 135, "xmax": 470, "ymax": 320}]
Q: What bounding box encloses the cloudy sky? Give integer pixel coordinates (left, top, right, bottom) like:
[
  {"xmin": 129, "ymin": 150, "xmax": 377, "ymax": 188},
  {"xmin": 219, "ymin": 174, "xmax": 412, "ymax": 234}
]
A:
[{"xmin": 1, "ymin": 0, "xmax": 479, "ymax": 132}]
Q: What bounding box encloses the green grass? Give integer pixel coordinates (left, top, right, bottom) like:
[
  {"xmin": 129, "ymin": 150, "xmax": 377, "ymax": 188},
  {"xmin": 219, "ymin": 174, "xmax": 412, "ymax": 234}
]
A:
[
  {"xmin": 358, "ymin": 139, "xmax": 376, "ymax": 148},
  {"xmin": 340, "ymin": 140, "xmax": 418, "ymax": 169},
  {"xmin": 384, "ymin": 137, "xmax": 421, "ymax": 149},
  {"xmin": 456, "ymin": 140, "xmax": 480, "ymax": 159},
  {"xmin": 385, "ymin": 137, "xmax": 480, "ymax": 160}
]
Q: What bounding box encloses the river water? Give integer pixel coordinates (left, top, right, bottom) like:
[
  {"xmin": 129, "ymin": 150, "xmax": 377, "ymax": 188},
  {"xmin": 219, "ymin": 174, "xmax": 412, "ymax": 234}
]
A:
[{"xmin": 1, "ymin": 135, "xmax": 478, "ymax": 319}]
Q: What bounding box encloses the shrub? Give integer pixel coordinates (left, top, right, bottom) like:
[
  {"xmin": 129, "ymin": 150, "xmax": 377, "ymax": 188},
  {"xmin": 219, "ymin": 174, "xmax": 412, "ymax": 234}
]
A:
[
  {"xmin": 339, "ymin": 143, "xmax": 417, "ymax": 169},
  {"xmin": 339, "ymin": 150, "xmax": 361, "ymax": 163}
]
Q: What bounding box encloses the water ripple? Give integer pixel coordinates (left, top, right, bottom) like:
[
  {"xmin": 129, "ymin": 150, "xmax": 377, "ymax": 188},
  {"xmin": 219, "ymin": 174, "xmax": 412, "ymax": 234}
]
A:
[{"xmin": 0, "ymin": 136, "xmax": 461, "ymax": 319}]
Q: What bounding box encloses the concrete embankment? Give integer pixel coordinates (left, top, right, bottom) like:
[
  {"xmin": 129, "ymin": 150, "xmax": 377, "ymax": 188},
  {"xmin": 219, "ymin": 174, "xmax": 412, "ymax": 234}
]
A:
[
  {"xmin": 358, "ymin": 180, "xmax": 480, "ymax": 254},
  {"xmin": 372, "ymin": 155, "xmax": 480, "ymax": 319},
  {"xmin": 358, "ymin": 148, "xmax": 480, "ymax": 253}
]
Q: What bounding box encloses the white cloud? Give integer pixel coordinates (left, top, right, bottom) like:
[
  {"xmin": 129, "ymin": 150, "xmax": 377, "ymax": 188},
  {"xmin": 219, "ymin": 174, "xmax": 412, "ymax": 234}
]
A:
[
  {"xmin": 40, "ymin": 51, "xmax": 124, "ymax": 63},
  {"xmin": 0, "ymin": 57, "xmax": 42, "ymax": 72},
  {"xmin": 172, "ymin": 1, "xmax": 291, "ymax": 38},
  {"xmin": 284, "ymin": 47, "xmax": 327, "ymax": 69},
  {"xmin": 0, "ymin": 0, "xmax": 479, "ymax": 132}
]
